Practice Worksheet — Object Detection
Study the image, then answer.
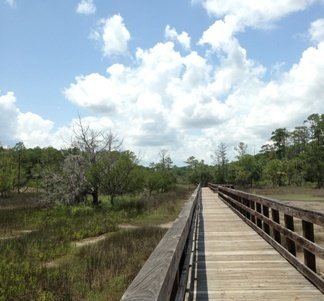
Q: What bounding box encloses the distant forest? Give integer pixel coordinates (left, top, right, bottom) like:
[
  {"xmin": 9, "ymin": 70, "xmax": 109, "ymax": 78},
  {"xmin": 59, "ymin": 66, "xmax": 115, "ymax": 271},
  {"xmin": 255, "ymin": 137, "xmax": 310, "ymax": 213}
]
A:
[{"xmin": 0, "ymin": 113, "xmax": 323, "ymax": 202}]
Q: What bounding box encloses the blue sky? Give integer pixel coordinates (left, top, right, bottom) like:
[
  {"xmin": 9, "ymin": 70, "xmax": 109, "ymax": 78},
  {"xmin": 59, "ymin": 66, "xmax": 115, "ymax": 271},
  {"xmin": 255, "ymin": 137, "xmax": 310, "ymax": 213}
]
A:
[{"xmin": 1, "ymin": 0, "xmax": 324, "ymax": 164}]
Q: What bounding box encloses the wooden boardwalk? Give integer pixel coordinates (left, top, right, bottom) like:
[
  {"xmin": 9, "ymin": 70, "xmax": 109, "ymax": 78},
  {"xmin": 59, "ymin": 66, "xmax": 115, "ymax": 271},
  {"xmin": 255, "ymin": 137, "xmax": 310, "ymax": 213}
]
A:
[{"xmin": 186, "ymin": 188, "xmax": 324, "ymax": 301}]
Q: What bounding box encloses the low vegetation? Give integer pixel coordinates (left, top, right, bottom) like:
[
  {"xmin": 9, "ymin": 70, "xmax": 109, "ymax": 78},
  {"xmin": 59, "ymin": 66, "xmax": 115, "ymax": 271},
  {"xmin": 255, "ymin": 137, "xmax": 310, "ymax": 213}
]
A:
[
  {"xmin": 0, "ymin": 185, "xmax": 193, "ymax": 300},
  {"xmin": 0, "ymin": 226, "xmax": 166, "ymax": 301}
]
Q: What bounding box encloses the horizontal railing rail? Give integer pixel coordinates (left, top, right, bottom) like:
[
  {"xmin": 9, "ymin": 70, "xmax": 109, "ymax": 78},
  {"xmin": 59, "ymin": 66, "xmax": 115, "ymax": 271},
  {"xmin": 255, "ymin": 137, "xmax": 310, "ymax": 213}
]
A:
[
  {"xmin": 208, "ymin": 183, "xmax": 234, "ymax": 191},
  {"xmin": 208, "ymin": 184, "xmax": 324, "ymax": 293},
  {"xmin": 121, "ymin": 184, "xmax": 201, "ymax": 301}
]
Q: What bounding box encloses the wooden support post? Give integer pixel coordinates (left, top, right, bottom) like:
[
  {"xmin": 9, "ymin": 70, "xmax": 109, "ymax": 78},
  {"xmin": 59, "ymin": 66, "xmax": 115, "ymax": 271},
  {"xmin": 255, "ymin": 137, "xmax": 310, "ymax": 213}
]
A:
[
  {"xmin": 302, "ymin": 220, "xmax": 316, "ymax": 272},
  {"xmin": 245, "ymin": 199, "xmax": 250, "ymax": 220},
  {"xmin": 272, "ymin": 209, "xmax": 281, "ymax": 244},
  {"xmin": 250, "ymin": 200, "xmax": 256, "ymax": 223},
  {"xmin": 238, "ymin": 196, "xmax": 242, "ymax": 214},
  {"xmin": 284, "ymin": 214, "xmax": 296, "ymax": 256},
  {"xmin": 263, "ymin": 205, "xmax": 270, "ymax": 235},
  {"xmin": 256, "ymin": 203, "xmax": 262, "ymax": 229}
]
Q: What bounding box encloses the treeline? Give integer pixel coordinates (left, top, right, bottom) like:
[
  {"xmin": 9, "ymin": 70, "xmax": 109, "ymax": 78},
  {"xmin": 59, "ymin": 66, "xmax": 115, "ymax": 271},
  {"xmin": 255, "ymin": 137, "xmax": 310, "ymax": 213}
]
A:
[
  {"xmin": 0, "ymin": 113, "xmax": 323, "ymax": 202},
  {"xmin": 0, "ymin": 120, "xmax": 176, "ymax": 204},
  {"xmin": 186, "ymin": 113, "xmax": 324, "ymax": 188}
]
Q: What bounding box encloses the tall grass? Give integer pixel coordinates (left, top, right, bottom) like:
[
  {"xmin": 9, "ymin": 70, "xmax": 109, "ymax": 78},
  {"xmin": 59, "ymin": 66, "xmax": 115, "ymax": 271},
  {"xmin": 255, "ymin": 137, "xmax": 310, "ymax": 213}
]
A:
[
  {"xmin": 0, "ymin": 227, "xmax": 166, "ymax": 300},
  {"xmin": 0, "ymin": 185, "xmax": 193, "ymax": 300}
]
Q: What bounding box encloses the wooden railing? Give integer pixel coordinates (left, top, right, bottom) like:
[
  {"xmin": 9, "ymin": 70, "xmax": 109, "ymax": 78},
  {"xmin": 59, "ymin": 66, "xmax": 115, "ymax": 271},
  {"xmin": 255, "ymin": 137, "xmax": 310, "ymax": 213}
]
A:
[
  {"xmin": 208, "ymin": 183, "xmax": 234, "ymax": 191},
  {"xmin": 121, "ymin": 185, "xmax": 201, "ymax": 301},
  {"xmin": 208, "ymin": 184, "xmax": 324, "ymax": 293}
]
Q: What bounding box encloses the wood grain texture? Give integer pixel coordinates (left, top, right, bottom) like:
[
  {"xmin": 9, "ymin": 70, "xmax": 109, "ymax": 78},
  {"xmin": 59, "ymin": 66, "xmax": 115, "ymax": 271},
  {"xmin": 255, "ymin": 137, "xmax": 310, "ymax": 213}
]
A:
[
  {"xmin": 217, "ymin": 186, "xmax": 324, "ymax": 292},
  {"xmin": 218, "ymin": 191, "xmax": 324, "ymax": 259},
  {"xmin": 185, "ymin": 188, "xmax": 324, "ymax": 301}
]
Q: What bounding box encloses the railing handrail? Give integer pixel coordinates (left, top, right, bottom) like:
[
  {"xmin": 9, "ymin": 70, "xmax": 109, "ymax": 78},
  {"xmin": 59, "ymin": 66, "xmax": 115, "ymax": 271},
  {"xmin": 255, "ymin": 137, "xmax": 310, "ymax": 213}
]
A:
[
  {"xmin": 121, "ymin": 185, "xmax": 201, "ymax": 301},
  {"xmin": 209, "ymin": 184, "xmax": 324, "ymax": 293},
  {"xmin": 215, "ymin": 186, "xmax": 324, "ymax": 226}
]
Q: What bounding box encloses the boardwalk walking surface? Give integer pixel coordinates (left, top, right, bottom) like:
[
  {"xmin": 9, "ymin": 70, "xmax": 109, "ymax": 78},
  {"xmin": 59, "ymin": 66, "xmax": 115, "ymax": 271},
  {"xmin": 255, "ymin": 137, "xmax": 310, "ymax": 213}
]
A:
[{"xmin": 186, "ymin": 187, "xmax": 324, "ymax": 301}]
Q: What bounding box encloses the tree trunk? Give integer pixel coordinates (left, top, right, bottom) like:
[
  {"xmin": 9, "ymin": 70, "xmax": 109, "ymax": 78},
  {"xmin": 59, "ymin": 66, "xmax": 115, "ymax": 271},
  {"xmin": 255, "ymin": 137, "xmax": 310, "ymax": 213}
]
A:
[{"xmin": 92, "ymin": 188, "xmax": 99, "ymax": 206}]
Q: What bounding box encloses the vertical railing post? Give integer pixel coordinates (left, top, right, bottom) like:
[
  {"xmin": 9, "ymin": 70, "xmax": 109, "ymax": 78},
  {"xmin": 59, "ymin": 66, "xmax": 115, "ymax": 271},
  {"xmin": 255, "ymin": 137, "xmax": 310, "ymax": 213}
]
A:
[
  {"xmin": 245, "ymin": 198, "xmax": 250, "ymax": 220},
  {"xmin": 250, "ymin": 200, "xmax": 256, "ymax": 224},
  {"xmin": 256, "ymin": 202, "xmax": 262, "ymax": 229},
  {"xmin": 272, "ymin": 209, "xmax": 281, "ymax": 244},
  {"xmin": 302, "ymin": 220, "xmax": 316, "ymax": 272},
  {"xmin": 263, "ymin": 205, "xmax": 270, "ymax": 235},
  {"xmin": 284, "ymin": 214, "xmax": 296, "ymax": 256}
]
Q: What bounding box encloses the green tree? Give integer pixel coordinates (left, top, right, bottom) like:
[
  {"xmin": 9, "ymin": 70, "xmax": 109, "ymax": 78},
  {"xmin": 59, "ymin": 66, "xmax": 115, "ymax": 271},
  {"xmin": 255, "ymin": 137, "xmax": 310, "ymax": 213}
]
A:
[
  {"xmin": 185, "ymin": 156, "xmax": 212, "ymax": 186},
  {"xmin": 235, "ymin": 154, "xmax": 261, "ymax": 187},
  {"xmin": 148, "ymin": 150, "xmax": 176, "ymax": 193},
  {"xmin": 13, "ymin": 142, "xmax": 26, "ymax": 193},
  {"xmin": 270, "ymin": 128, "xmax": 290, "ymax": 160},
  {"xmin": 0, "ymin": 146, "xmax": 15, "ymax": 197},
  {"xmin": 303, "ymin": 113, "xmax": 324, "ymax": 187},
  {"xmin": 234, "ymin": 142, "xmax": 248, "ymax": 160},
  {"xmin": 290, "ymin": 126, "xmax": 308, "ymax": 157},
  {"xmin": 264, "ymin": 159, "xmax": 286, "ymax": 186},
  {"xmin": 213, "ymin": 143, "xmax": 228, "ymax": 183},
  {"xmin": 100, "ymin": 151, "xmax": 138, "ymax": 205}
]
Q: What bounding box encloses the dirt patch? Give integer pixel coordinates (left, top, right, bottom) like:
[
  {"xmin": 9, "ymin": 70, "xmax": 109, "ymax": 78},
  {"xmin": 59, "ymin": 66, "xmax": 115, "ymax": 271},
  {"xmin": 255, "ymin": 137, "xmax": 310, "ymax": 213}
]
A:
[
  {"xmin": 74, "ymin": 233, "xmax": 109, "ymax": 248},
  {"xmin": 0, "ymin": 229, "xmax": 34, "ymax": 241},
  {"xmin": 118, "ymin": 224, "xmax": 140, "ymax": 230},
  {"xmin": 119, "ymin": 221, "xmax": 176, "ymax": 229}
]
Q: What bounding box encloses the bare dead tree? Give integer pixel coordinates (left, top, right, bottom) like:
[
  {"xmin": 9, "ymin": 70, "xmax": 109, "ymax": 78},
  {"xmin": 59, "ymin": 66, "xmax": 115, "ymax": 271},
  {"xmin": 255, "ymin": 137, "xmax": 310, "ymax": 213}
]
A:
[{"xmin": 71, "ymin": 117, "xmax": 122, "ymax": 205}]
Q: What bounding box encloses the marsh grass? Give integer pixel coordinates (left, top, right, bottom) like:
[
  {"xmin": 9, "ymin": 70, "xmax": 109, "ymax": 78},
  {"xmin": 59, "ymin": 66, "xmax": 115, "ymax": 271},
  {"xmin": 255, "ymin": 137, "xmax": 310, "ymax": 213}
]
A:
[
  {"xmin": 0, "ymin": 227, "xmax": 165, "ymax": 301},
  {"xmin": 0, "ymin": 185, "xmax": 193, "ymax": 300},
  {"xmin": 73, "ymin": 227, "xmax": 166, "ymax": 300}
]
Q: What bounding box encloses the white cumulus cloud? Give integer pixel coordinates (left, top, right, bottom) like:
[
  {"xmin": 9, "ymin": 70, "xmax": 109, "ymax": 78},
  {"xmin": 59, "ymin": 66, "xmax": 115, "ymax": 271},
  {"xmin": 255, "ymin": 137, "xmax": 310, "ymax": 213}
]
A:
[
  {"xmin": 0, "ymin": 90, "xmax": 56, "ymax": 147},
  {"xmin": 76, "ymin": 0, "xmax": 96, "ymax": 15},
  {"xmin": 198, "ymin": 15, "xmax": 239, "ymax": 51},
  {"xmin": 64, "ymin": 20, "xmax": 324, "ymax": 164},
  {"xmin": 91, "ymin": 14, "xmax": 131, "ymax": 56},
  {"xmin": 309, "ymin": 18, "xmax": 324, "ymax": 43},
  {"xmin": 165, "ymin": 25, "xmax": 191, "ymax": 50},
  {"xmin": 196, "ymin": 0, "xmax": 317, "ymax": 29},
  {"xmin": 3, "ymin": 4, "xmax": 324, "ymax": 165}
]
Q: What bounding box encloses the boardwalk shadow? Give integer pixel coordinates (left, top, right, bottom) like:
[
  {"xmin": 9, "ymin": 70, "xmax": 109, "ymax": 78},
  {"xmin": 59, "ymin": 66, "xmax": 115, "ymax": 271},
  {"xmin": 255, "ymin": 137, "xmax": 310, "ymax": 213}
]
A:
[{"xmin": 188, "ymin": 197, "xmax": 208, "ymax": 301}]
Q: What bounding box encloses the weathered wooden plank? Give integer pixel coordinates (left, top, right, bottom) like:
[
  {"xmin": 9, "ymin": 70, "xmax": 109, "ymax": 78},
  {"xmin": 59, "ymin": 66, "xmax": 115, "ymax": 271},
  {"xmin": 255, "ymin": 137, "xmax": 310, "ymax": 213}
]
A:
[
  {"xmin": 219, "ymin": 190, "xmax": 324, "ymax": 259},
  {"xmin": 187, "ymin": 188, "xmax": 324, "ymax": 301},
  {"xmin": 220, "ymin": 196, "xmax": 324, "ymax": 294},
  {"xmin": 188, "ymin": 290, "xmax": 324, "ymax": 301}
]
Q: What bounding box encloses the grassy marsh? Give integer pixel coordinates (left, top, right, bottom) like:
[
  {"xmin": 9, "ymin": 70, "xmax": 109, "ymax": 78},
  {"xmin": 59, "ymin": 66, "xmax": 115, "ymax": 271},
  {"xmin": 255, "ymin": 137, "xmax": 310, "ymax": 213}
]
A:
[{"xmin": 0, "ymin": 185, "xmax": 194, "ymax": 300}]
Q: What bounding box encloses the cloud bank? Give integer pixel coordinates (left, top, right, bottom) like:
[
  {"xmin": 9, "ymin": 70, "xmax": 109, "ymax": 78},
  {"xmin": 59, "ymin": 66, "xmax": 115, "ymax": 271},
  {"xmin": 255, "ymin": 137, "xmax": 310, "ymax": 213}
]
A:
[{"xmin": 1, "ymin": 3, "xmax": 324, "ymax": 164}]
